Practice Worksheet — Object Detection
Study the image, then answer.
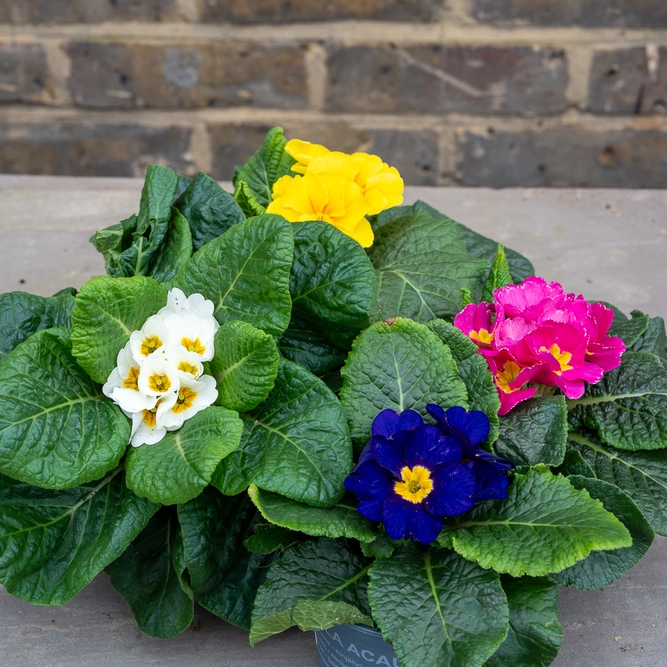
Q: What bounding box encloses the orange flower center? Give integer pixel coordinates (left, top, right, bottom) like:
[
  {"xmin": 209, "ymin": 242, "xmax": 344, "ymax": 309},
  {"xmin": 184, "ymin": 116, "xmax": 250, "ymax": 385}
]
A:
[
  {"xmin": 148, "ymin": 373, "xmax": 171, "ymax": 393},
  {"xmin": 122, "ymin": 366, "xmax": 140, "ymax": 391},
  {"xmin": 140, "ymin": 335, "xmax": 162, "ymax": 356},
  {"xmin": 182, "ymin": 337, "xmax": 206, "ymax": 355},
  {"xmin": 394, "ymin": 466, "xmax": 433, "ymax": 504},
  {"xmin": 172, "ymin": 387, "xmax": 198, "ymax": 414}
]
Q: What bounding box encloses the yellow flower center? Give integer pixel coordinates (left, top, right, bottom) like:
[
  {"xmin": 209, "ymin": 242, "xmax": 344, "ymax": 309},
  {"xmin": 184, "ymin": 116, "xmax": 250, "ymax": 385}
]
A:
[
  {"xmin": 148, "ymin": 373, "xmax": 171, "ymax": 393},
  {"xmin": 178, "ymin": 361, "xmax": 199, "ymax": 377},
  {"xmin": 182, "ymin": 337, "xmax": 206, "ymax": 355},
  {"xmin": 540, "ymin": 344, "xmax": 573, "ymax": 375},
  {"xmin": 394, "ymin": 465, "xmax": 433, "ymax": 504},
  {"xmin": 172, "ymin": 387, "xmax": 198, "ymax": 414},
  {"xmin": 140, "ymin": 335, "xmax": 162, "ymax": 356},
  {"xmin": 122, "ymin": 366, "xmax": 140, "ymax": 391},
  {"xmin": 495, "ymin": 361, "xmax": 522, "ymax": 394},
  {"xmin": 470, "ymin": 329, "xmax": 494, "ymax": 346},
  {"xmin": 142, "ymin": 406, "xmax": 158, "ymax": 428}
]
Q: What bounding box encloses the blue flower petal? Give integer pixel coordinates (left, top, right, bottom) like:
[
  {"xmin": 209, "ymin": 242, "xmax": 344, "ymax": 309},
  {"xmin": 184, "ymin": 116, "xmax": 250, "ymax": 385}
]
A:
[
  {"xmin": 470, "ymin": 460, "xmax": 511, "ymax": 502},
  {"xmin": 345, "ymin": 461, "xmax": 393, "ymax": 500},
  {"xmin": 476, "ymin": 449, "xmax": 515, "ymax": 472},
  {"xmin": 382, "ymin": 495, "xmax": 411, "ymax": 541},
  {"xmin": 404, "ymin": 425, "xmax": 462, "ymax": 469},
  {"xmin": 425, "ymin": 464, "xmax": 476, "ymax": 517},
  {"xmin": 372, "ymin": 408, "xmax": 423, "ymax": 438},
  {"xmin": 397, "ymin": 409, "xmax": 424, "ymax": 432},
  {"xmin": 358, "ymin": 498, "xmax": 384, "ymax": 523},
  {"xmin": 426, "ymin": 403, "xmax": 447, "ymax": 431},
  {"xmin": 408, "ymin": 505, "xmax": 444, "ymax": 545},
  {"xmin": 444, "ymin": 406, "xmax": 490, "ymax": 446},
  {"xmin": 352, "ymin": 440, "xmax": 375, "ymax": 473},
  {"xmin": 372, "ymin": 433, "xmax": 410, "ymax": 477}
]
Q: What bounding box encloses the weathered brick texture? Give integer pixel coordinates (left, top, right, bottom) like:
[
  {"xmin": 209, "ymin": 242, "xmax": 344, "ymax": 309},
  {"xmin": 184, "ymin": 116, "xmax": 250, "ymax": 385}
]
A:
[{"xmin": 0, "ymin": 43, "xmax": 51, "ymax": 104}]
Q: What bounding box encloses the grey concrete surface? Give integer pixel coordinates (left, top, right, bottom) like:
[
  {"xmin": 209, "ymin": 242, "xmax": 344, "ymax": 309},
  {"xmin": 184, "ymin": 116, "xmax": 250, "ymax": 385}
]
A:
[{"xmin": 1, "ymin": 176, "xmax": 667, "ymax": 666}]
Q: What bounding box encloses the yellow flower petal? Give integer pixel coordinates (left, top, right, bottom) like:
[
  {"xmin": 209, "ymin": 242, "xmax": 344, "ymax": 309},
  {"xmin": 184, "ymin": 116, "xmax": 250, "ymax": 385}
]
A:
[
  {"xmin": 350, "ymin": 217, "xmax": 375, "ymax": 248},
  {"xmin": 285, "ymin": 139, "xmax": 330, "ymax": 174}
]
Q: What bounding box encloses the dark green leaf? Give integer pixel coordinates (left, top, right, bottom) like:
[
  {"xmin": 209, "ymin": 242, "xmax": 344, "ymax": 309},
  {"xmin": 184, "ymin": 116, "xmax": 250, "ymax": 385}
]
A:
[
  {"xmin": 359, "ymin": 531, "xmax": 399, "ymax": 560},
  {"xmin": 369, "ymin": 545, "xmax": 508, "ymax": 667},
  {"xmin": 0, "ymin": 328, "xmax": 130, "ymax": 489},
  {"xmin": 595, "ymin": 301, "xmax": 627, "ymax": 326},
  {"xmin": 234, "ymin": 180, "xmax": 267, "ymax": 218},
  {"xmin": 629, "ymin": 311, "xmax": 667, "ymax": 359},
  {"xmin": 482, "ymin": 244, "xmax": 513, "ymax": 303},
  {"xmin": 149, "ymin": 207, "xmax": 193, "ymax": 283},
  {"xmin": 553, "ymin": 444, "xmax": 596, "ymax": 478},
  {"xmin": 244, "ymin": 525, "xmax": 302, "ymax": 554}
]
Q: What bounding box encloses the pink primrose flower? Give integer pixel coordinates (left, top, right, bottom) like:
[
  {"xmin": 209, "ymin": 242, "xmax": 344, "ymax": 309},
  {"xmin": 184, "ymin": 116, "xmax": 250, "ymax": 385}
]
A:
[{"xmin": 453, "ymin": 302, "xmax": 499, "ymax": 348}]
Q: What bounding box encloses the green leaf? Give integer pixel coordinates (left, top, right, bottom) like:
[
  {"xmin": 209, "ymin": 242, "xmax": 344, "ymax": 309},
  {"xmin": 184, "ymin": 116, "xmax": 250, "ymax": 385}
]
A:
[
  {"xmin": 244, "ymin": 524, "xmax": 302, "ymax": 554},
  {"xmin": 248, "ymin": 485, "xmax": 376, "ymax": 542},
  {"xmin": 447, "ymin": 468, "xmax": 632, "ymax": 577},
  {"xmin": 232, "ymin": 127, "xmax": 296, "ymax": 208},
  {"xmin": 70, "ymin": 275, "xmax": 167, "ymax": 384},
  {"xmin": 368, "ymin": 204, "xmax": 487, "ymax": 323},
  {"xmin": 368, "ymin": 545, "xmax": 508, "ymax": 667},
  {"xmin": 0, "ymin": 328, "xmax": 130, "ymax": 489},
  {"xmin": 277, "ymin": 316, "xmax": 346, "ymax": 376},
  {"xmin": 212, "ymin": 359, "xmax": 352, "ymax": 507},
  {"xmin": 485, "ymin": 576, "xmax": 562, "ymax": 667},
  {"xmin": 426, "ymin": 318, "xmax": 500, "ymax": 444},
  {"xmin": 210, "ymin": 320, "xmax": 280, "ymax": 413},
  {"xmin": 250, "ymin": 538, "xmax": 372, "ymax": 644},
  {"xmin": 552, "ymin": 475, "xmax": 654, "ymax": 590},
  {"xmin": 609, "ymin": 313, "xmax": 650, "ymax": 348},
  {"xmin": 567, "ymin": 352, "xmax": 667, "ymax": 451},
  {"xmin": 482, "ymin": 244, "xmax": 513, "ymax": 303},
  {"xmin": 553, "ymin": 444, "xmax": 596, "ymax": 478},
  {"xmin": 629, "ymin": 311, "xmax": 667, "ymax": 359},
  {"xmin": 174, "ymin": 173, "xmax": 193, "ymax": 201},
  {"xmin": 125, "ymin": 407, "xmax": 243, "ymax": 506},
  {"xmin": 106, "ymin": 508, "xmax": 193, "ymax": 638},
  {"xmin": 0, "ymin": 291, "xmax": 75, "ymax": 361},
  {"xmin": 149, "ymin": 207, "xmax": 193, "ymax": 284},
  {"xmin": 570, "ymin": 431, "xmax": 667, "ymax": 536},
  {"xmin": 0, "ymin": 468, "xmax": 158, "ymax": 605},
  {"xmin": 360, "ymin": 531, "xmax": 398, "ymax": 559},
  {"xmin": 178, "ymin": 487, "xmax": 275, "ymax": 629},
  {"xmin": 234, "ymin": 180, "xmax": 267, "ymax": 218},
  {"xmin": 290, "ymin": 221, "xmax": 374, "ymax": 348},
  {"xmin": 170, "ymin": 214, "xmax": 294, "ymax": 336},
  {"xmin": 340, "ymin": 318, "xmax": 468, "ymax": 449},
  {"xmin": 494, "ymin": 397, "xmax": 568, "ymax": 467},
  {"xmin": 175, "ymin": 172, "xmax": 245, "ymax": 251}
]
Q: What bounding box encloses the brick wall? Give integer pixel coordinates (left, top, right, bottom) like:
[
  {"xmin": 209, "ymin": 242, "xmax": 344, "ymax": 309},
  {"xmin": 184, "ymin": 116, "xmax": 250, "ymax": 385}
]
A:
[{"xmin": 1, "ymin": 0, "xmax": 666, "ymax": 187}]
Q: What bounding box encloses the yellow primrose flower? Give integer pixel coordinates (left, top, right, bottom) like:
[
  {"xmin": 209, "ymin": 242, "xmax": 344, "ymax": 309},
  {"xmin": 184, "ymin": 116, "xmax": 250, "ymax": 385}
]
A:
[
  {"xmin": 285, "ymin": 139, "xmax": 331, "ymax": 174},
  {"xmin": 266, "ymin": 171, "xmax": 374, "ymax": 248}
]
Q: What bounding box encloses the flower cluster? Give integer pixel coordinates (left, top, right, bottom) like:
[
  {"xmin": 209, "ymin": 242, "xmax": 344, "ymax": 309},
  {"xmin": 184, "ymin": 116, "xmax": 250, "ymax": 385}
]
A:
[
  {"xmin": 455, "ymin": 277, "xmax": 626, "ymax": 415},
  {"xmin": 103, "ymin": 289, "xmax": 219, "ymax": 447},
  {"xmin": 345, "ymin": 405, "xmax": 513, "ymax": 545},
  {"xmin": 265, "ymin": 139, "xmax": 404, "ymax": 248}
]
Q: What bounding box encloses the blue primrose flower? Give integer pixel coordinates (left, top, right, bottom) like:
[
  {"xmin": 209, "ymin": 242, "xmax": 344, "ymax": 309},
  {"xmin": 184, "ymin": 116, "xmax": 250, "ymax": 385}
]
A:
[{"xmin": 344, "ymin": 405, "xmax": 514, "ymax": 545}]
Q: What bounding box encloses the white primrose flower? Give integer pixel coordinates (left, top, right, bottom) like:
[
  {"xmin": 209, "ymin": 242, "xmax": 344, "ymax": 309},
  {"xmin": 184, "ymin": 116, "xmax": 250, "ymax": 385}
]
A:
[
  {"xmin": 158, "ymin": 288, "xmax": 216, "ymax": 320},
  {"xmin": 102, "ymin": 342, "xmax": 156, "ymax": 414},
  {"xmin": 169, "ymin": 347, "xmax": 205, "ymax": 381},
  {"xmin": 137, "ymin": 354, "xmax": 181, "ymax": 398},
  {"xmin": 158, "ymin": 374, "xmax": 218, "ymax": 431},
  {"xmin": 129, "ymin": 314, "xmax": 169, "ymax": 363},
  {"xmin": 130, "ymin": 392, "xmax": 177, "ymax": 448},
  {"xmin": 163, "ymin": 311, "xmax": 217, "ymax": 362}
]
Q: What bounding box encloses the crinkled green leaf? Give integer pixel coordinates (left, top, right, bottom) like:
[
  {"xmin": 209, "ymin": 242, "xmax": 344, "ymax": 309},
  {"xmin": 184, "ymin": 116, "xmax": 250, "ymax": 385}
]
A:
[
  {"xmin": 485, "ymin": 576, "xmax": 562, "ymax": 667},
  {"xmin": 629, "ymin": 311, "xmax": 667, "ymax": 359},
  {"xmin": 170, "ymin": 214, "xmax": 293, "ymax": 336},
  {"xmin": 448, "ymin": 467, "xmax": 632, "ymax": 577},
  {"xmin": 149, "ymin": 207, "xmax": 193, "ymax": 283},
  {"xmin": 568, "ymin": 352, "xmax": 667, "ymax": 450},
  {"xmin": 570, "ymin": 431, "xmax": 667, "ymax": 536},
  {"xmin": 0, "ymin": 328, "xmax": 130, "ymax": 489},
  {"xmin": 176, "ymin": 172, "xmax": 245, "ymax": 251},
  {"xmin": 248, "ymin": 485, "xmax": 375, "ymax": 542},
  {"xmin": 369, "ymin": 545, "xmax": 508, "ymax": 667},
  {"xmin": 178, "ymin": 487, "xmax": 278, "ymax": 629},
  {"xmin": 482, "ymin": 244, "xmax": 513, "ymax": 303},
  {"xmin": 360, "ymin": 531, "xmax": 398, "ymax": 560},
  {"xmin": 609, "ymin": 313, "xmax": 650, "ymax": 348},
  {"xmin": 106, "ymin": 508, "xmax": 193, "ymax": 638},
  {"xmin": 210, "ymin": 320, "xmax": 279, "ymax": 413},
  {"xmin": 553, "ymin": 444, "xmax": 596, "ymax": 478},
  {"xmin": 232, "ymin": 127, "xmax": 296, "ymax": 208},
  {"xmin": 426, "ymin": 318, "xmax": 499, "ymax": 444},
  {"xmin": 340, "ymin": 318, "xmax": 468, "ymax": 449},
  {"xmin": 552, "ymin": 475, "xmax": 654, "ymax": 590},
  {"xmin": 290, "ymin": 221, "xmax": 374, "ymax": 348},
  {"xmin": 70, "ymin": 275, "xmax": 167, "ymax": 383},
  {"xmin": 250, "ymin": 538, "xmax": 372, "ymax": 644},
  {"xmin": 174, "ymin": 174, "xmax": 193, "ymax": 201},
  {"xmin": 234, "ymin": 180, "xmax": 267, "ymax": 218},
  {"xmin": 244, "ymin": 524, "xmax": 302, "ymax": 554},
  {"xmin": 0, "ymin": 291, "xmax": 75, "ymax": 361},
  {"xmin": 494, "ymin": 397, "xmax": 568, "ymax": 467},
  {"xmin": 125, "ymin": 407, "xmax": 243, "ymax": 506},
  {"xmin": 368, "ymin": 204, "xmax": 487, "ymax": 323},
  {"xmin": 0, "ymin": 468, "xmax": 158, "ymax": 605},
  {"xmin": 212, "ymin": 358, "xmax": 352, "ymax": 507}
]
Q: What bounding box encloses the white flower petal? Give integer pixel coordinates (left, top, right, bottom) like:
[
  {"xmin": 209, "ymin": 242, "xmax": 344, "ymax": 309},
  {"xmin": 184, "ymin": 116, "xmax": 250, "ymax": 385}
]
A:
[
  {"xmin": 158, "ymin": 374, "xmax": 218, "ymax": 429},
  {"xmin": 130, "ymin": 315, "xmax": 169, "ymax": 362},
  {"xmin": 111, "ymin": 387, "xmax": 157, "ymax": 413},
  {"xmin": 137, "ymin": 356, "xmax": 181, "ymax": 397}
]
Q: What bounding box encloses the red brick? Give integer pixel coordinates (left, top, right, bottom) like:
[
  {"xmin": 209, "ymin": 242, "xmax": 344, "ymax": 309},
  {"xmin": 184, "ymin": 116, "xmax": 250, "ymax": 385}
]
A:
[
  {"xmin": 66, "ymin": 41, "xmax": 308, "ymax": 110},
  {"xmin": 0, "ymin": 43, "xmax": 51, "ymax": 105},
  {"xmin": 325, "ymin": 45, "xmax": 569, "ymax": 114}
]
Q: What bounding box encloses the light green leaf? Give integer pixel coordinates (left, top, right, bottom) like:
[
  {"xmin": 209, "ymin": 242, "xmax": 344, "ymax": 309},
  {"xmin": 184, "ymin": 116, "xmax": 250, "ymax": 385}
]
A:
[
  {"xmin": 212, "ymin": 358, "xmax": 352, "ymax": 507},
  {"xmin": 70, "ymin": 275, "xmax": 167, "ymax": 383},
  {"xmin": 426, "ymin": 318, "xmax": 499, "ymax": 444},
  {"xmin": 170, "ymin": 214, "xmax": 294, "ymax": 336},
  {"xmin": 149, "ymin": 207, "xmax": 193, "ymax": 284},
  {"xmin": 176, "ymin": 172, "xmax": 245, "ymax": 251},
  {"xmin": 125, "ymin": 407, "xmax": 243, "ymax": 506},
  {"xmin": 494, "ymin": 397, "xmax": 567, "ymax": 467},
  {"xmin": 0, "ymin": 328, "xmax": 130, "ymax": 489},
  {"xmin": 447, "ymin": 468, "xmax": 632, "ymax": 577},
  {"xmin": 210, "ymin": 320, "xmax": 280, "ymax": 413},
  {"xmin": 232, "ymin": 127, "xmax": 296, "ymax": 208},
  {"xmin": 0, "ymin": 468, "xmax": 158, "ymax": 605},
  {"xmin": 234, "ymin": 180, "xmax": 267, "ymax": 218},
  {"xmin": 368, "ymin": 204, "xmax": 487, "ymax": 323},
  {"xmin": 340, "ymin": 318, "xmax": 468, "ymax": 448},
  {"xmin": 248, "ymin": 485, "xmax": 376, "ymax": 542},
  {"xmin": 482, "ymin": 244, "xmax": 513, "ymax": 303},
  {"xmin": 250, "ymin": 538, "xmax": 372, "ymax": 644},
  {"xmin": 485, "ymin": 576, "xmax": 562, "ymax": 667},
  {"xmin": 106, "ymin": 508, "xmax": 194, "ymax": 638},
  {"xmin": 369, "ymin": 545, "xmax": 508, "ymax": 667},
  {"xmin": 552, "ymin": 475, "xmax": 654, "ymax": 590},
  {"xmin": 568, "ymin": 352, "xmax": 667, "ymax": 450}
]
